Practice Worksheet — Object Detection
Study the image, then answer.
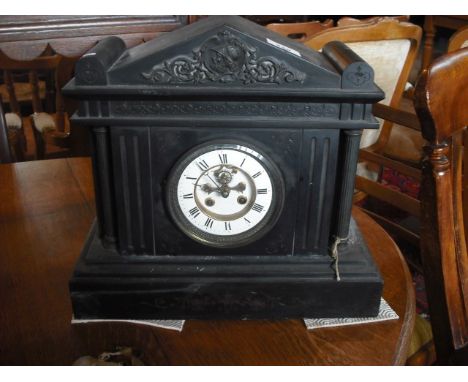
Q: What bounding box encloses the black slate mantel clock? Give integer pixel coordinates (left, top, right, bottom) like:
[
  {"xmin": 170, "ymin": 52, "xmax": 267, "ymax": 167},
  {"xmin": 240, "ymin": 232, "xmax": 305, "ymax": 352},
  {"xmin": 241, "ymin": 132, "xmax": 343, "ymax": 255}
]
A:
[{"xmin": 63, "ymin": 16, "xmax": 385, "ymax": 320}]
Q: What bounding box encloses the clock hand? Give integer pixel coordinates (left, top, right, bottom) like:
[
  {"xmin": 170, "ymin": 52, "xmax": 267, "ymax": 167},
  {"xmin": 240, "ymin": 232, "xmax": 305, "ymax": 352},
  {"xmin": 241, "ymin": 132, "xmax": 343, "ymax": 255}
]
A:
[
  {"xmin": 206, "ymin": 173, "xmax": 223, "ymax": 192},
  {"xmin": 227, "ymin": 182, "xmax": 246, "ymax": 193},
  {"xmin": 194, "ymin": 183, "xmax": 217, "ymax": 195},
  {"xmin": 200, "ymin": 170, "xmax": 235, "ymax": 198},
  {"xmin": 206, "ymin": 173, "xmax": 234, "ymax": 198},
  {"xmin": 200, "ymin": 183, "xmax": 218, "ymax": 194}
]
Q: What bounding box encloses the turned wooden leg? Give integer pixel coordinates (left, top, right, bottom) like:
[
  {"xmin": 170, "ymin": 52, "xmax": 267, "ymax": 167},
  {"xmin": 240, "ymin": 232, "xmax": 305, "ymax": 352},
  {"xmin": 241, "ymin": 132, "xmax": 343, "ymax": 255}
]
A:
[{"xmin": 422, "ymin": 16, "xmax": 436, "ymax": 69}]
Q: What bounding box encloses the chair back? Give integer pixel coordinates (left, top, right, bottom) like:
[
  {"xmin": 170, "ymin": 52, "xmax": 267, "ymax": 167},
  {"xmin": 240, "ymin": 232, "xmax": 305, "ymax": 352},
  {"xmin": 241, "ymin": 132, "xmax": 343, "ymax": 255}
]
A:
[
  {"xmin": 416, "ymin": 47, "xmax": 468, "ymax": 365},
  {"xmin": 0, "ymin": 96, "xmax": 12, "ymax": 163},
  {"xmin": 337, "ymin": 16, "xmax": 410, "ymax": 27},
  {"xmin": 266, "ymin": 19, "xmax": 333, "ymax": 42},
  {"xmin": 448, "ymin": 26, "xmax": 468, "ymax": 52},
  {"xmin": 305, "ymin": 19, "xmax": 422, "ymax": 150},
  {"xmin": 0, "ymin": 51, "xmax": 72, "ymax": 131}
]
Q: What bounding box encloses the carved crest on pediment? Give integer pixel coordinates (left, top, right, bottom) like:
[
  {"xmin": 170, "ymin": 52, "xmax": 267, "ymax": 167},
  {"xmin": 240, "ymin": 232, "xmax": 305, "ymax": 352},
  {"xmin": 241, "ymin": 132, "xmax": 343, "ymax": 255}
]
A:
[{"xmin": 141, "ymin": 30, "xmax": 306, "ymax": 85}]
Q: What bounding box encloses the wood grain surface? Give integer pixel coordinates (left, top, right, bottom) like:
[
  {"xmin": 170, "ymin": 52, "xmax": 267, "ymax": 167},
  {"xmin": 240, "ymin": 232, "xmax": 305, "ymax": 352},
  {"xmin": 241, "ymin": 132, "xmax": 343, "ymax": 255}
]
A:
[
  {"xmin": 0, "ymin": 157, "xmax": 415, "ymax": 365},
  {"xmin": 416, "ymin": 48, "xmax": 468, "ymax": 365},
  {"xmin": 0, "ymin": 16, "xmax": 187, "ymax": 60}
]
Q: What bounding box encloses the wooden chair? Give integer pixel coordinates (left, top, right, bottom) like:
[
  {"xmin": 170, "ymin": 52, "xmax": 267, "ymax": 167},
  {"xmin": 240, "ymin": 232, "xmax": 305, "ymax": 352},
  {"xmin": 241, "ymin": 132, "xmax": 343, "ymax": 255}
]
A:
[
  {"xmin": 448, "ymin": 25, "xmax": 468, "ymax": 52},
  {"xmin": 348, "ymin": 22, "xmax": 468, "ymax": 247},
  {"xmin": 306, "ymin": 19, "xmax": 421, "ymax": 154},
  {"xmin": 0, "ymin": 96, "xmax": 13, "ymax": 163},
  {"xmin": 266, "ymin": 19, "xmax": 334, "ymax": 42},
  {"xmin": 422, "ymin": 16, "xmax": 468, "ymax": 69},
  {"xmin": 0, "ymin": 94, "xmax": 26, "ymax": 162},
  {"xmin": 0, "ymin": 50, "xmax": 75, "ymax": 160},
  {"xmin": 305, "ymin": 20, "xmax": 423, "ymax": 245},
  {"xmin": 416, "ymin": 47, "xmax": 468, "ymax": 365},
  {"xmin": 337, "ymin": 16, "xmax": 410, "ymax": 27}
]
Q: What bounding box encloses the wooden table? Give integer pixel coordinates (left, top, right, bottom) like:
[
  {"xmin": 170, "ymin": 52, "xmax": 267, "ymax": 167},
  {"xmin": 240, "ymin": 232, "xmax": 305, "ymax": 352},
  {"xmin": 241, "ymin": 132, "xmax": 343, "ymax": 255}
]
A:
[{"xmin": 0, "ymin": 158, "xmax": 415, "ymax": 365}]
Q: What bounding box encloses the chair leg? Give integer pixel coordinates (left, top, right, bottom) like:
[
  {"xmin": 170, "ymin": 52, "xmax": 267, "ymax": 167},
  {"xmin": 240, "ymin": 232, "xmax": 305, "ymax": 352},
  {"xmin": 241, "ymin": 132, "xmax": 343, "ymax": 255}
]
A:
[
  {"xmin": 32, "ymin": 124, "xmax": 46, "ymax": 160},
  {"xmin": 17, "ymin": 127, "xmax": 27, "ymax": 161},
  {"xmin": 7, "ymin": 127, "xmax": 26, "ymax": 162}
]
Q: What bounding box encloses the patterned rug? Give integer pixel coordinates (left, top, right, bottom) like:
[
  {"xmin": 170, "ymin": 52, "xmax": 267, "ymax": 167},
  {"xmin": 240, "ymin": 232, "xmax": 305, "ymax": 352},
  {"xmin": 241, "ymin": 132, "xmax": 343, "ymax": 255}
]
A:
[{"xmin": 381, "ymin": 167, "xmax": 420, "ymax": 199}]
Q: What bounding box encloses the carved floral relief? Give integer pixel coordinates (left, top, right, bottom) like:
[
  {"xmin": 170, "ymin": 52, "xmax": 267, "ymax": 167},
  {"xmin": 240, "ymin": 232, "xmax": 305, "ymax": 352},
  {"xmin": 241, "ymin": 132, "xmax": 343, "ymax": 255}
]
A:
[{"xmin": 141, "ymin": 30, "xmax": 306, "ymax": 85}]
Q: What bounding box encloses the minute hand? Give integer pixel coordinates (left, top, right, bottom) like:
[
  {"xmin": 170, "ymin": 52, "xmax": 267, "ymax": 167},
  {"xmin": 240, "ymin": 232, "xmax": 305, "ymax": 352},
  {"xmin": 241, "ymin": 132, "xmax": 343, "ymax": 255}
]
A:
[{"xmin": 206, "ymin": 174, "xmax": 222, "ymax": 191}]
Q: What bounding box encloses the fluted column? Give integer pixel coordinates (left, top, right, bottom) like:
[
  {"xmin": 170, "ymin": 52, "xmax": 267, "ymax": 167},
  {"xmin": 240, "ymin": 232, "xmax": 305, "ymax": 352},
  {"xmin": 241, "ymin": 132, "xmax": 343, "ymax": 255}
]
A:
[
  {"xmin": 335, "ymin": 129, "xmax": 362, "ymax": 239},
  {"xmin": 92, "ymin": 126, "xmax": 117, "ymax": 247}
]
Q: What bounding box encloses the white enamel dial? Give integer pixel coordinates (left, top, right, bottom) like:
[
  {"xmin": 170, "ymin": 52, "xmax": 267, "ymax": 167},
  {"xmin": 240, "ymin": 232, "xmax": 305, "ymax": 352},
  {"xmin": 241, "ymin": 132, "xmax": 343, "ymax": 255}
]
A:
[{"xmin": 167, "ymin": 142, "xmax": 284, "ymax": 248}]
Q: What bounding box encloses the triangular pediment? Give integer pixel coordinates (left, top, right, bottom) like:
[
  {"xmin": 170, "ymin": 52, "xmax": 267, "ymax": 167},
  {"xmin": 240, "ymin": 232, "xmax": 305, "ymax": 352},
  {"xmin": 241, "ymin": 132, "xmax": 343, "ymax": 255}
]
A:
[{"xmin": 107, "ymin": 16, "xmax": 341, "ymax": 89}]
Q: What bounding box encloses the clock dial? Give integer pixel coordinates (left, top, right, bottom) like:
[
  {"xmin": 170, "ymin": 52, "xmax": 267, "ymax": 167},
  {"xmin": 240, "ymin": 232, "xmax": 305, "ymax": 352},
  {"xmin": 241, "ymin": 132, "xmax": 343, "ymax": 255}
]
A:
[{"xmin": 166, "ymin": 142, "xmax": 284, "ymax": 248}]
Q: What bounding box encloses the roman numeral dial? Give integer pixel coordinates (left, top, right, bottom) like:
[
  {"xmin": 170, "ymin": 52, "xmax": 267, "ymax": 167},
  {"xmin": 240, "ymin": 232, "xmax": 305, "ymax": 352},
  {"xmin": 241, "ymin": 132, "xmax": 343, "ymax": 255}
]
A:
[
  {"xmin": 167, "ymin": 143, "xmax": 284, "ymax": 248},
  {"xmin": 197, "ymin": 160, "xmax": 209, "ymax": 171}
]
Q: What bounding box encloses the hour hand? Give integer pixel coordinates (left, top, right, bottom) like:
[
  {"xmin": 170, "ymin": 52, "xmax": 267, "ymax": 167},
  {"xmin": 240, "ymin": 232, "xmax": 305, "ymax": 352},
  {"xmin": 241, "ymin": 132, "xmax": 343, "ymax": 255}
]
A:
[
  {"xmin": 228, "ymin": 182, "xmax": 246, "ymax": 193},
  {"xmin": 200, "ymin": 182, "xmax": 246, "ymax": 195},
  {"xmin": 200, "ymin": 183, "xmax": 219, "ymax": 194}
]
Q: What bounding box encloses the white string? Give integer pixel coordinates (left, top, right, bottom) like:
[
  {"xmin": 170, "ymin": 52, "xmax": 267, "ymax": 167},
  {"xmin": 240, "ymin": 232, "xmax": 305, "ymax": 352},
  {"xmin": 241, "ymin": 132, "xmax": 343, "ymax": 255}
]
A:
[{"xmin": 330, "ymin": 236, "xmax": 348, "ymax": 281}]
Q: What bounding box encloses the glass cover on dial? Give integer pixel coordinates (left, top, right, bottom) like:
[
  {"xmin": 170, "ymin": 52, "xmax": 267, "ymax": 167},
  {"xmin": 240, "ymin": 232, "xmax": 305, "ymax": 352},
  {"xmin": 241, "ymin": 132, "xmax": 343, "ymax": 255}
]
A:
[{"xmin": 167, "ymin": 142, "xmax": 284, "ymax": 248}]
